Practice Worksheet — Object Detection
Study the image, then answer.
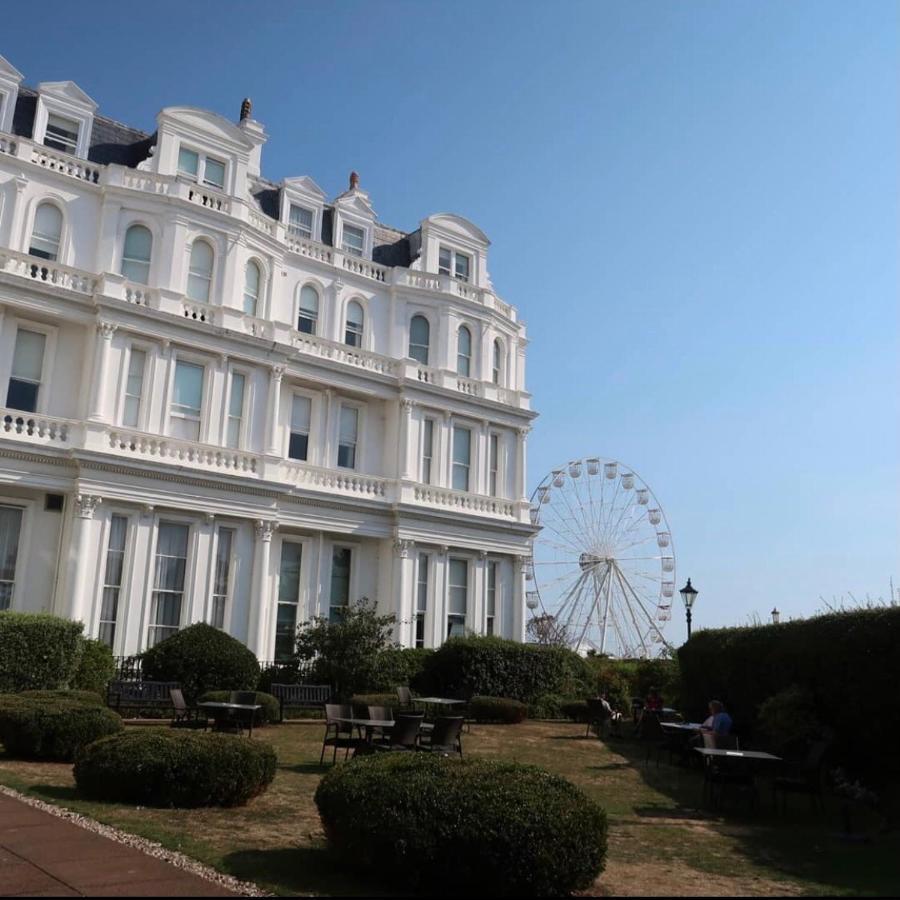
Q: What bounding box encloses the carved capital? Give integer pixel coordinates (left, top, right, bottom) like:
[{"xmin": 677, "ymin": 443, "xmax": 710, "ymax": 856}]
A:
[
  {"xmin": 97, "ymin": 322, "xmax": 118, "ymax": 341},
  {"xmin": 255, "ymin": 519, "xmax": 278, "ymax": 542},
  {"xmin": 393, "ymin": 539, "xmax": 414, "ymax": 558},
  {"xmin": 478, "ymin": 549, "xmax": 488, "ymax": 561},
  {"xmin": 74, "ymin": 494, "xmax": 102, "ymax": 519},
  {"xmin": 437, "ymin": 544, "xmax": 449, "ymax": 558},
  {"xmin": 517, "ymin": 425, "xmax": 532, "ymax": 438},
  {"xmin": 400, "ymin": 398, "xmax": 415, "ymax": 414},
  {"xmin": 270, "ymin": 365, "xmax": 285, "ymax": 383}
]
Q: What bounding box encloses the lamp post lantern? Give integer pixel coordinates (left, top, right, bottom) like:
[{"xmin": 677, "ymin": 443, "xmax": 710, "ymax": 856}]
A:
[
  {"xmin": 679, "ymin": 578, "xmax": 698, "ymax": 641},
  {"xmin": 771, "ymin": 607, "xmax": 780, "ymax": 624}
]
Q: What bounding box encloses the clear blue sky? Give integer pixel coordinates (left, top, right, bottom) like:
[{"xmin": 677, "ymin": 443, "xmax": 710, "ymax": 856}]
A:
[{"xmin": 5, "ymin": 0, "xmax": 897, "ymax": 641}]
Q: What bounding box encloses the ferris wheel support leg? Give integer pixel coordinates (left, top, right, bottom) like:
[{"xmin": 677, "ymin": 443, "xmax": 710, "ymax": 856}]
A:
[{"xmin": 597, "ymin": 563, "xmax": 615, "ymax": 656}]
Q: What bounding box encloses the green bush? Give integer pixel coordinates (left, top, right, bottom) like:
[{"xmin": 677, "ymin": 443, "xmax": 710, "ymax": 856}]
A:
[
  {"xmin": 469, "ymin": 695, "xmax": 527, "ymax": 724},
  {"xmin": 413, "ymin": 636, "xmax": 592, "ymax": 703},
  {"xmin": 350, "ymin": 693, "xmax": 398, "ymax": 712},
  {"xmin": 369, "ymin": 647, "xmax": 433, "ymax": 691},
  {"xmin": 756, "ymin": 685, "xmax": 824, "ymax": 755},
  {"xmin": 0, "ymin": 612, "xmax": 84, "ymax": 693},
  {"xmin": 0, "ymin": 694, "xmax": 122, "ymax": 761},
  {"xmin": 74, "ymin": 729, "xmax": 277, "ymax": 808},
  {"xmin": 560, "ymin": 699, "xmax": 590, "ymax": 722},
  {"xmin": 198, "ymin": 691, "xmax": 280, "ymax": 726},
  {"xmin": 140, "ymin": 624, "xmax": 259, "ymax": 703},
  {"xmin": 20, "ymin": 690, "xmax": 104, "ymax": 706},
  {"xmin": 315, "ymin": 753, "xmax": 607, "ymax": 896},
  {"xmin": 678, "ymin": 608, "xmax": 900, "ymax": 783},
  {"xmin": 257, "ymin": 661, "xmax": 306, "ymax": 693},
  {"xmin": 528, "ymin": 693, "xmax": 568, "ymax": 719},
  {"xmin": 72, "ymin": 639, "xmax": 115, "ymax": 696}
]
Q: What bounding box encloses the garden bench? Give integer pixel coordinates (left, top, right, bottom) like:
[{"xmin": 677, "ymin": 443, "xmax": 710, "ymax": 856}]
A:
[
  {"xmin": 106, "ymin": 680, "xmax": 180, "ymax": 718},
  {"xmin": 271, "ymin": 683, "xmax": 332, "ymax": 720}
]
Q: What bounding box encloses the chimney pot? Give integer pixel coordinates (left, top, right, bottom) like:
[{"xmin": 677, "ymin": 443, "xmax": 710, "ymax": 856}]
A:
[
  {"xmin": 349, "ymin": 171, "xmax": 360, "ymax": 190},
  {"xmin": 240, "ymin": 98, "xmax": 252, "ymax": 121}
]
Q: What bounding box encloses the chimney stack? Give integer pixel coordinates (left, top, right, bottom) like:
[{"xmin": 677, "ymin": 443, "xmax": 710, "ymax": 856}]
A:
[
  {"xmin": 349, "ymin": 171, "xmax": 360, "ymax": 190},
  {"xmin": 240, "ymin": 98, "xmax": 252, "ymax": 122}
]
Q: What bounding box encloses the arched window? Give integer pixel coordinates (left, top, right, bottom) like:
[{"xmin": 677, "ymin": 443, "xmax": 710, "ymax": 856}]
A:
[
  {"xmin": 187, "ymin": 240, "xmax": 214, "ymax": 302},
  {"xmin": 29, "ymin": 203, "xmax": 62, "ymax": 261},
  {"xmin": 409, "ymin": 315, "xmax": 430, "ymax": 365},
  {"xmin": 243, "ymin": 260, "xmax": 261, "ymax": 316},
  {"xmin": 298, "ymin": 285, "xmax": 319, "ymax": 335},
  {"xmin": 457, "ymin": 325, "xmax": 472, "ymax": 377},
  {"xmin": 121, "ymin": 224, "xmax": 152, "ymax": 284},
  {"xmin": 345, "ymin": 300, "xmax": 364, "ymax": 347},
  {"xmin": 492, "ymin": 339, "xmax": 504, "ymax": 386}
]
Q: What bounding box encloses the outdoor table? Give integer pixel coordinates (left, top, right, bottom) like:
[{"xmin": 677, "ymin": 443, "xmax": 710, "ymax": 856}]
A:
[
  {"xmin": 333, "ymin": 717, "xmax": 394, "ymax": 744},
  {"xmin": 661, "ymin": 721, "xmax": 704, "ymax": 733},
  {"xmin": 197, "ymin": 702, "xmax": 262, "ymax": 737},
  {"xmin": 413, "ymin": 697, "xmax": 466, "ymax": 714},
  {"xmin": 694, "ymin": 748, "xmax": 781, "ymax": 761}
]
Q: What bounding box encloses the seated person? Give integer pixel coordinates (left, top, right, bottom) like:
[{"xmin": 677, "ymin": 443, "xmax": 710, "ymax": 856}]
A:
[
  {"xmin": 599, "ymin": 690, "xmax": 623, "ymax": 735},
  {"xmin": 700, "ymin": 699, "xmax": 733, "ymax": 735}
]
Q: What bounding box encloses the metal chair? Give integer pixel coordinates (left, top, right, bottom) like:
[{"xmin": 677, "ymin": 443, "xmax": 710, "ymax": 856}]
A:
[
  {"xmin": 367, "ymin": 705, "xmax": 395, "ymax": 744},
  {"xmin": 773, "ymin": 740, "xmax": 829, "ymax": 814},
  {"xmin": 418, "ymin": 716, "xmax": 464, "ymax": 757},
  {"xmin": 321, "ymin": 703, "xmax": 358, "ymax": 764},
  {"xmin": 374, "ymin": 713, "xmax": 424, "ymax": 752},
  {"xmin": 169, "ymin": 688, "xmax": 208, "ymax": 730},
  {"xmin": 395, "ymin": 686, "xmax": 414, "ymax": 710}
]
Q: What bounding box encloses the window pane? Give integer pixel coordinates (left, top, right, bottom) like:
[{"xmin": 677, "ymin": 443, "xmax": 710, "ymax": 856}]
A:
[
  {"xmin": 342, "ymin": 225, "xmax": 364, "ymax": 256},
  {"xmin": 339, "ymin": 406, "xmax": 358, "ymax": 444},
  {"xmin": 229, "ymin": 373, "xmax": 245, "ymax": 418},
  {"xmin": 276, "ymin": 539, "xmax": 302, "ymax": 659},
  {"xmin": 330, "ymin": 547, "xmax": 351, "ymax": 621},
  {"xmin": 345, "ymin": 301, "xmax": 363, "ymax": 347},
  {"xmin": 121, "ymin": 225, "xmax": 152, "ymax": 284},
  {"xmin": 289, "ymin": 205, "xmax": 313, "ymax": 237},
  {"xmin": 149, "ymin": 523, "xmax": 189, "ymax": 646},
  {"xmin": 422, "ymin": 419, "xmax": 433, "ymax": 484},
  {"xmin": 457, "ymin": 327, "xmax": 471, "ymax": 377},
  {"xmin": 291, "ymin": 395, "xmax": 311, "ymax": 432},
  {"xmin": 452, "ymin": 427, "xmax": 470, "ymax": 492},
  {"xmin": 0, "ymin": 505, "xmax": 24, "ymax": 609},
  {"xmin": 173, "ymin": 361, "xmax": 203, "ymax": 415},
  {"xmin": 409, "ymin": 315, "xmax": 430, "ymax": 364},
  {"xmin": 178, "ymin": 147, "xmax": 199, "ymax": 177},
  {"xmin": 417, "ymin": 553, "xmax": 428, "ymax": 613},
  {"xmin": 448, "ymin": 558, "xmax": 468, "ymax": 615},
  {"xmin": 45, "ymin": 114, "xmax": 79, "ymax": 153},
  {"xmin": 438, "ymin": 246, "xmax": 451, "ymax": 275},
  {"xmin": 123, "ymin": 349, "xmax": 146, "ymax": 428},
  {"xmin": 211, "ymin": 527, "xmax": 233, "ymax": 629},
  {"xmin": 298, "ymin": 286, "xmax": 319, "ymax": 334},
  {"xmin": 244, "ymin": 262, "xmax": 260, "ymax": 316},
  {"xmin": 203, "ymin": 158, "xmax": 226, "ymax": 189},
  {"xmin": 455, "ymin": 253, "xmax": 470, "ymax": 282},
  {"xmin": 12, "ymin": 330, "xmax": 46, "ymax": 382},
  {"xmin": 187, "ymin": 241, "xmax": 213, "ymax": 302},
  {"xmin": 30, "ymin": 204, "xmax": 62, "ymax": 260},
  {"xmin": 6, "ymin": 380, "xmax": 39, "ymax": 413},
  {"xmin": 493, "ymin": 340, "xmax": 503, "ymax": 385}
]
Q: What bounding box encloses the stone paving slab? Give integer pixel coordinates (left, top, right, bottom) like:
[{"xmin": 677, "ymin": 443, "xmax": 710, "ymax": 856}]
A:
[{"xmin": 0, "ymin": 793, "xmax": 239, "ymax": 897}]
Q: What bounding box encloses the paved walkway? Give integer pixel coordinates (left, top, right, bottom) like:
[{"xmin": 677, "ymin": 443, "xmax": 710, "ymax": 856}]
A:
[{"xmin": 0, "ymin": 793, "xmax": 238, "ymax": 897}]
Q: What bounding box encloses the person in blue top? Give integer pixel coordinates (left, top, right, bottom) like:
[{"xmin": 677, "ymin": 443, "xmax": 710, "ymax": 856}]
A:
[{"xmin": 700, "ymin": 699, "xmax": 733, "ymax": 735}]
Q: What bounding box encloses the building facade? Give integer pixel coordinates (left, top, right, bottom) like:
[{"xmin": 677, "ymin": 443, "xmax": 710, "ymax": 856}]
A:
[{"xmin": 0, "ymin": 55, "xmax": 537, "ymax": 660}]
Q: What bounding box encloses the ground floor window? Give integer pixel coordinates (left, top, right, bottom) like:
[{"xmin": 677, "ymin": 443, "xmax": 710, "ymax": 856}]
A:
[
  {"xmin": 98, "ymin": 515, "xmax": 128, "ymax": 647},
  {"xmin": 330, "ymin": 547, "xmax": 351, "ymax": 623},
  {"xmin": 415, "ymin": 552, "xmax": 428, "ymax": 647},
  {"xmin": 0, "ymin": 505, "xmax": 23, "ymax": 611},
  {"xmin": 148, "ymin": 522, "xmax": 189, "ymax": 648},
  {"xmin": 447, "ymin": 557, "xmax": 468, "ymax": 638},
  {"xmin": 210, "ymin": 527, "xmax": 234, "ymax": 629},
  {"xmin": 275, "ymin": 540, "xmax": 303, "ymax": 661},
  {"xmin": 486, "ymin": 560, "xmax": 498, "ymax": 636}
]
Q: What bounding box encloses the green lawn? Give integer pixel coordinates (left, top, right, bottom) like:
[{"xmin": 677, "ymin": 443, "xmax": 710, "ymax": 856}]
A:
[{"xmin": 1, "ymin": 720, "xmax": 896, "ymax": 896}]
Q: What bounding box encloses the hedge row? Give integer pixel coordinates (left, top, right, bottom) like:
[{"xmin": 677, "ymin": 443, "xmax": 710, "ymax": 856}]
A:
[
  {"xmin": 469, "ymin": 696, "xmax": 528, "ymax": 724},
  {"xmin": 0, "ymin": 613, "xmax": 85, "ymax": 693},
  {"xmin": 678, "ymin": 607, "xmax": 900, "ymax": 782}
]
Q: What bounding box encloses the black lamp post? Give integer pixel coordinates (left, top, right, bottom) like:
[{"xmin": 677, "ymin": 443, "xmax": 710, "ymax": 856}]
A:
[
  {"xmin": 771, "ymin": 607, "xmax": 780, "ymax": 624},
  {"xmin": 680, "ymin": 578, "xmax": 698, "ymax": 640}
]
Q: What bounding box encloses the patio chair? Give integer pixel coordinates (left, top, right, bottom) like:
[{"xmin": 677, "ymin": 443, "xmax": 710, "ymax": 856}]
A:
[
  {"xmin": 640, "ymin": 709, "xmax": 670, "ymax": 767},
  {"xmin": 367, "ymin": 705, "xmax": 395, "ymax": 744},
  {"xmin": 701, "ymin": 732, "xmax": 756, "ymax": 810},
  {"xmin": 374, "ymin": 713, "xmax": 424, "ymax": 753},
  {"xmin": 772, "ymin": 739, "xmax": 829, "ymax": 815},
  {"xmin": 586, "ymin": 698, "xmax": 610, "ymax": 740},
  {"xmin": 395, "ymin": 686, "xmax": 414, "ymax": 710},
  {"xmin": 169, "ymin": 688, "xmax": 208, "ymax": 730},
  {"xmin": 321, "ymin": 703, "xmax": 359, "ymax": 765},
  {"xmin": 418, "ymin": 716, "xmax": 464, "ymax": 758}
]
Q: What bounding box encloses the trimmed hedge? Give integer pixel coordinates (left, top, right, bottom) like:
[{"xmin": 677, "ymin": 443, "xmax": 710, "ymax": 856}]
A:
[
  {"xmin": 74, "ymin": 729, "xmax": 277, "ymax": 808},
  {"xmin": 140, "ymin": 623, "xmax": 260, "ymax": 703},
  {"xmin": 413, "ymin": 636, "xmax": 592, "ymax": 703},
  {"xmin": 678, "ymin": 608, "xmax": 900, "ymax": 782},
  {"xmin": 561, "ymin": 699, "xmax": 590, "ymax": 723},
  {"xmin": 315, "ymin": 753, "xmax": 607, "ymax": 896},
  {"xmin": 469, "ymin": 695, "xmax": 527, "ymax": 724},
  {"xmin": 72, "ymin": 639, "xmax": 116, "ymax": 696},
  {"xmin": 369, "ymin": 647, "xmax": 434, "ymax": 691},
  {"xmin": 198, "ymin": 691, "xmax": 280, "ymax": 726},
  {"xmin": 20, "ymin": 690, "xmax": 104, "ymax": 706},
  {"xmin": 350, "ymin": 693, "xmax": 398, "ymax": 712},
  {"xmin": 0, "ymin": 694, "xmax": 122, "ymax": 761},
  {"xmin": 0, "ymin": 613, "xmax": 84, "ymax": 693}
]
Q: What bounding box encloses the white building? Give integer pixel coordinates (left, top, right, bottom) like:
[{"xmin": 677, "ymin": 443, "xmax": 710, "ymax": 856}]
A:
[{"xmin": 0, "ymin": 55, "xmax": 537, "ymax": 661}]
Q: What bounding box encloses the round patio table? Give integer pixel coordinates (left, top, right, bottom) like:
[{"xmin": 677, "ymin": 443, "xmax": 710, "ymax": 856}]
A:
[{"xmin": 197, "ymin": 702, "xmax": 262, "ymax": 737}]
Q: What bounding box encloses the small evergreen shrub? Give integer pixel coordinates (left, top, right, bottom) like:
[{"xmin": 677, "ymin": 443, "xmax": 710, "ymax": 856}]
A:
[
  {"xmin": 0, "ymin": 613, "xmax": 84, "ymax": 692},
  {"xmin": 315, "ymin": 753, "xmax": 607, "ymax": 896},
  {"xmin": 198, "ymin": 690, "xmax": 280, "ymax": 725},
  {"xmin": 140, "ymin": 624, "xmax": 259, "ymax": 703},
  {"xmin": 469, "ymin": 695, "xmax": 527, "ymax": 724},
  {"xmin": 350, "ymin": 693, "xmax": 398, "ymax": 712},
  {"xmin": 369, "ymin": 647, "xmax": 433, "ymax": 691},
  {"xmin": 757, "ymin": 685, "xmax": 823, "ymax": 754},
  {"xmin": 0, "ymin": 694, "xmax": 122, "ymax": 761},
  {"xmin": 72, "ymin": 639, "xmax": 116, "ymax": 696},
  {"xmin": 560, "ymin": 699, "xmax": 590, "ymax": 722},
  {"xmin": 74, "ymin": 729, "xmax": 277, "ymax": 808}
]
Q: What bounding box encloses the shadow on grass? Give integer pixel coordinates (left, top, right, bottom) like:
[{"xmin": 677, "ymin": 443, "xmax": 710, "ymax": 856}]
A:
[
  {"xmin": 285, "ymin": 762, "xmax": 332, "ymax": 775},
  {"xmin": 27, "ymin": 783, "xmax": 82, "ymax": 803},
  {"xmin": 222, "ymin": 846, "xmax": 397, "ymax": 897},
  {"xmin": 587, "ymin": 762, "xmax": 633, "ymax": 772}
]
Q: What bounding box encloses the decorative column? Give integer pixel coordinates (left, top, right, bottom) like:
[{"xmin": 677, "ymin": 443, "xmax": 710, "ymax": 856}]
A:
[
  {"xmin": 476, "ymin": 419, "xmax": 489, "ymax": 495},
  {"xmin": 248, "ymin": 520, "xmax": 278, "ymax": 658},
  {"xmin": 512, "ymin": 556, "xmax": 526, "ymax": 642},
  {"xmin": 398, "ymin": 398, "xmax": 414, "ymax": 480},
  {"xmin": 64, "ymin": 494, "xmax": 102, "ymax": 626},
  {"xmin": 264, "ymin": 365, "xmax": 285, "ymax": 456},
  {"xmin": 473, "ymin": 550, "xmax": 488, "ymax": 635},
  {"xmin": 87, "ymin": 322, "xmax": 117, "ymax": 422},
  {"xmin": 327, "ymin": 279, "xmax": 344, "ymax": 343},
  {"xmin": 430, "ymin": 545, "xmax": 449, "ymax": 647},
  {"xmin": 515, "ymin": 425, "xmax": 531, "ymax": 501},
  {"xmin": 440, "ymin": 410, "xmax": 452, "ymax": 488},
  {"xmin": 392, "ymin": 539, "xmax": 415, "ymax": 646},
  {"xmin": 6, "ymin": 176, "xmax": 28, "ymax": 250}
]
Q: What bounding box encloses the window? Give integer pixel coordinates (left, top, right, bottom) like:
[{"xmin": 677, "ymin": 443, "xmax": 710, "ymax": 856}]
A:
[
  {"xmin": 422, "ymin": 418, "xmax": 434, "ymax": 484},
  {"xmin": 29, "ymin": 203, "xmax": 62, "ymax": 261},
  {"xmin": 98, "ymin": 515, "xmax": 127, "ymax": 647},
  {"xmin": 7, "ymin": 329, "xmax": 46, "ymax": 413},
  {"xmin": 337, "ymin": 405, "xmax": 358, "ymax": 469},
  {"xmin": 409, "ymin": 315, "xmax": 430, "ymax": 365},
  {"xmin": 455, "ymin": 252, "xmax": 471, "ymax": 282},
  {"xmin": 415, "ymin": 553, "xmax": 428, "ymax": 648},
  {"xmin": 438, "ymin": 246, "xmax": 452, "ymax": 276},
  {"xmin": 243, "ymin": 261, "xmax": 261, "ymax": 317},
  {"xmin": 289, "ymin": 204, "xmax": 313, "ymax": 239},
  {"xmin": 148, "ymin": 522, "xmax": 189, "ymax": 648},
  {"xmin": 44, "ymin": 113, "xmax": 79, "ymax": 154},
  {"xmin": 122, "ymin": 348, "xmax": 146, "ymax": 428},
  {"xmin": 489, "ymin": 433, "xmax": 500, "ymax": 497},
  {"xmin": 289, "ymin": 394, "xmax": 311, "ymax": 461},
  {"xmin": 493, "ymin": 339, "xmax": 503, "ymax": 386},
  {"xmin": 178, "ymin": 146, "xmax": 226, "ymax": 189},
  {"xmin": 345, "ymin": 301, "xmax": 364, "ymax": 347},
  {"xmin": 438, "ymin": 246, "xmax": 471, "ymax": 282},
  {"xmin": 330, "ymin": 547, "xmax": 351, "ymax": 623},
  {"xmin": 342, "ymin": 224, "xmax": 364, "ymax": 257},
  {"xmin": 447, "ymin": 558, "xmax": 468, "ymax": 638},
  {"xmin": 170, "ymin": 360, "xmax": 204, "ymax": 442},
  {"xmin": 275, "ymin": 540, "xmax": 302, "ymax": 660},
  {"xmin": 457, "ymin": 326, "xmax": 472, "ymax": 377},
  {"xmin": 121, "ymin": 225, "xmax": 152, "ymax": 284},
  {"xmin": 210, "ymin": 527, "xmax": 234, "ymax": 630},
  {"xmin": 0, "ymin": 505, "xmax": 24, "ymax": 611},
  {"xmin": 486, "ymin": 561, "xmax": 498, "ymax": 636},
  {"xmin": 452, "ymin": 426, "xmax": 471, "ymax": 492},
  {"xmin": 297, "ymin": 285, "xmax": 319, "ymax": 335},
  {"xmin": 225, "ymin": 372, "xmax": 245, "ymax": 449},
  {"xmin": 187, "ymin": 240, "xmax": 214, "ymax": 302}
]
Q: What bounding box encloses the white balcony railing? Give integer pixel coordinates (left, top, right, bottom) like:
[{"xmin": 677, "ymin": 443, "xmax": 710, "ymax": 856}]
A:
[
  {"xmin": 1, "ymin": 409, "xmax": 74, "ymax": 446},
  {"xmin": 279, "ymin": 460, "xmax": 389, "ymax": 499},
  {"xmin": 410, "ymin": 484, "xmax": 517, "ymax": 519},
  {"xmin": 0, "ymin": 249, "xmax": 98, "ymax": 295},
  {"xmin": 106, "ymin": 428, "xmax": 259, "ymax": 475},
  {"xmin": 30, "ymin": 144, "xmax": 101, "ymax": 184}
]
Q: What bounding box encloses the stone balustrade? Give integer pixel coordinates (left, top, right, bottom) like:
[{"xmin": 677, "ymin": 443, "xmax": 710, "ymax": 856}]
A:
[
  {"xmin": 0, "ymin": 248, "xmax": 98, "ymax": 294},
  {"xmin": 0, "ymin": 409, "xmax": 73, "ymax": 445},
  {"xmin": 408, "ymin": 483, "xmax": 519, "ymax": 520},
  {"xmin": 279, "ymin": 460, "xmax": 390, "ymax": 499},
  {"xmin": 30, "ymin": 144, "xmax": 101, "ymax": 184},
  {"xmin": 0, "ymin": 134, "xmax": 17, "ymax": 156},
  {"xmin": 106, "ymin": 428, "xmax": 259, "ymax": 475}
]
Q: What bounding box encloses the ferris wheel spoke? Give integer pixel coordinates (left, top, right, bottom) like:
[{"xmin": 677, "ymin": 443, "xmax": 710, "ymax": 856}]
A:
[{"xmin": 537, "ymin": 519, "xmax": 588, "ymax": 557}]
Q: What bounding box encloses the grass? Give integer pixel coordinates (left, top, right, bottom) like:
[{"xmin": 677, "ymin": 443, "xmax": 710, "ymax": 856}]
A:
[{"xmin": 1, "ymin": 720, "xmax": 897, "ymax": 896}]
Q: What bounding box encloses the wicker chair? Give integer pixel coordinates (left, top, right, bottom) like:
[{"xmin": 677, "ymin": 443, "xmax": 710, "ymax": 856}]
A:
[
  {"xmin": 169, "ymin": 688, "xmax": 208, "ymax": 730},
  {"xmin": 366, "ymin": 705, "xmax": 395, "ymax": 744},
  {"xmin": 374, "ymin": 713, "xmax": 424, "ymax": 753},
  {"xmin": 418, "ymin": 716, "xmax": 464, "ymax": 757},
  {"xmin": 320, "ymin": 703, "xmax": 358, "ymax": 764}
]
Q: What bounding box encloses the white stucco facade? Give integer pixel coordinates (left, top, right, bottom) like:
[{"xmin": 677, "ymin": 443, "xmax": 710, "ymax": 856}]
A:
[{"xmin": 0, "ymin": 56, "xmax": 537, "ymax": 660}]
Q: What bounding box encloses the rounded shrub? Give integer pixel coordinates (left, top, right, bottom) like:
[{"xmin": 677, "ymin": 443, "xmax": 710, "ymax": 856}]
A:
[
  {"xmin": 469, "ymin": 695, "xmax": 527, "ymax": 724},
  {"xmin": 350, "ymin": 693, "xmax": 398, "ymax": 712},
  {"xmin": 72, "ymin": 639, "xmax": 115, "ymax": 696},
  {"xmin": 315, "ymin": 753, "xmax": 607, "ymax": 896},
  {"xmin": 0, "ymin": 694, "xmax": 122, "ymax": 761},
  {"xmin": 20, "ymin": 689, "xmax": 104, "ymax": 706},
  {"xmin": 560, "ymin": 699, "xmax": 590, "ymax": 723},
  {"xmin": 74, "ymin": 729, "xmax": 277, "ymax": 808},
  {"xmin": 140, "ymin": 623, "xmax": 260, "ymax": 703},
  {"xmin": 198, "ymin": 691, "xmax": 280, "ymax": 725},
  {"xmin": 0, "ymin": 612, "xmax": 84, "ymax": 692}
]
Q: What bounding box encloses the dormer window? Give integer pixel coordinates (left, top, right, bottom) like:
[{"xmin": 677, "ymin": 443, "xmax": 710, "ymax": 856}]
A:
[
  {"xmin": 289, "ymin": 205, "xmax": 313, "ymax": 239},
  {"xmin": 342, "ymin": 224, "xmax": 365, "ymax": 257},
  {"xmin": 43, "ymin": 113, "xmax": 80, "ymax": 154},
  {"xmin": 438, "ymin": 246, "xmax": 471, "ymax": 282},
  {"xmin": 177, "ymin": 146, "xmax": 226, "ymax": 189}
]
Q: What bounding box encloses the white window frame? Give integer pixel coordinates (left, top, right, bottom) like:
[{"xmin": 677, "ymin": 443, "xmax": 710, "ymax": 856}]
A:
[
  {"xmin": 210, "ymin": 525, "xmax": 236, "ymax": 631},
  {"xmin": 451, "ymin": 423, "xmax": 472, "ymax": 493},
  {"xmin": 486, "ymin": 559, "xmax": 499, "ymax": 636},
  {"xmin": 120, "ymin": 222, "xmax": 153, "ymax": 285},
  {"xmin": 408, "ymin": 313, "xmax": 431, "ymax": 365},
  {"xmin": 344, "ymin": 299, "xmax": 366, "ymax": 349},
  {"xmin": 288, "ymin": 203, "xmax": 314, "ymax": 240},
  {"xmin": 167, "ymin": 354, "xmax": 208, "ymax": 443},
  {"xmin": 224, "ymin": 367, "xmax": 250, "ymax": 450},
  {"xmin": 95, "ymin": 512, "xmax": 132, "ymax": 652},
  {"xmin": 447, "ymin": 556, "xmax": 470, "ymax": 639},
  {"xmin": 341, "ymin": 223, "xmax": 365, "ymax": 257},
  {"xmin": 43, "ymin": 112, "xmax": 80, "ymax": 155},
  {"xmin": 489, "ymin": 432, "xmax": 501, "ymax": 498},
  {"xmin": 296, "ymin": 283, "xmax": 321, "ymax": 336},
  {"xmin": 421, "ymin": 417, "xmax": 435, "ymax": 485},
  {"xmin": 3, "ymin": 318, "xmax": 58, "ymax": 417},
  {"xmin": 328, "ymin": 542, "xmax": 358, "ymax": 623},
  {"xmin": 145, "ymin": 517, "xmax": 195, "ymax": 650},
  {"xmin": 336, "ymin": 401, "xmax": 362, "ymax": 470},
  {"xmin": 119, "ymin": 342, "xmax": 151, "ymax": 430},
  {"xmin": 286, "ymin": 389, "xmax": 314, "ymax": 463},
  {"xmin": 186, "ymin": 238, "xmax": 215, "ymax": 304},
  {"xmin": 438, "ymin": 245, "xmax": 472, "ymax": 283},
  {"xmin": 177, "ymin": 143, "xmax": 227, "ymax": 190},
  {"xmin": 274, "ymin": 536, "xmax": 307, "ymax": 660},
  {"xmin": 27, "ymin": 200, "xmax": 65, "ymax": 262},
  {"xmin": 457, "ymin": 325, "xmax": 473, "ymax": 378},
  {"xmin": 0, "ymin": 497, "xmax": 33, "ymax": 613},
  {"xmin": 415, "ymin": 552, "xmax": 430, "ymax": 648},
  {"xmin": 33, "ymin": 93, "xmax": 94, "ymax": 160},
  {"xmin": 243, "ymin": 259, "xmax": 263, "ymax": 318}
]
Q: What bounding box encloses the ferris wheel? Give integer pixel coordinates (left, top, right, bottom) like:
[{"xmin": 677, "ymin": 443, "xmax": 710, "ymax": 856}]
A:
[{"xmin": 526, "ymin": 457, "xmax": 675, "ymax": 658}]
